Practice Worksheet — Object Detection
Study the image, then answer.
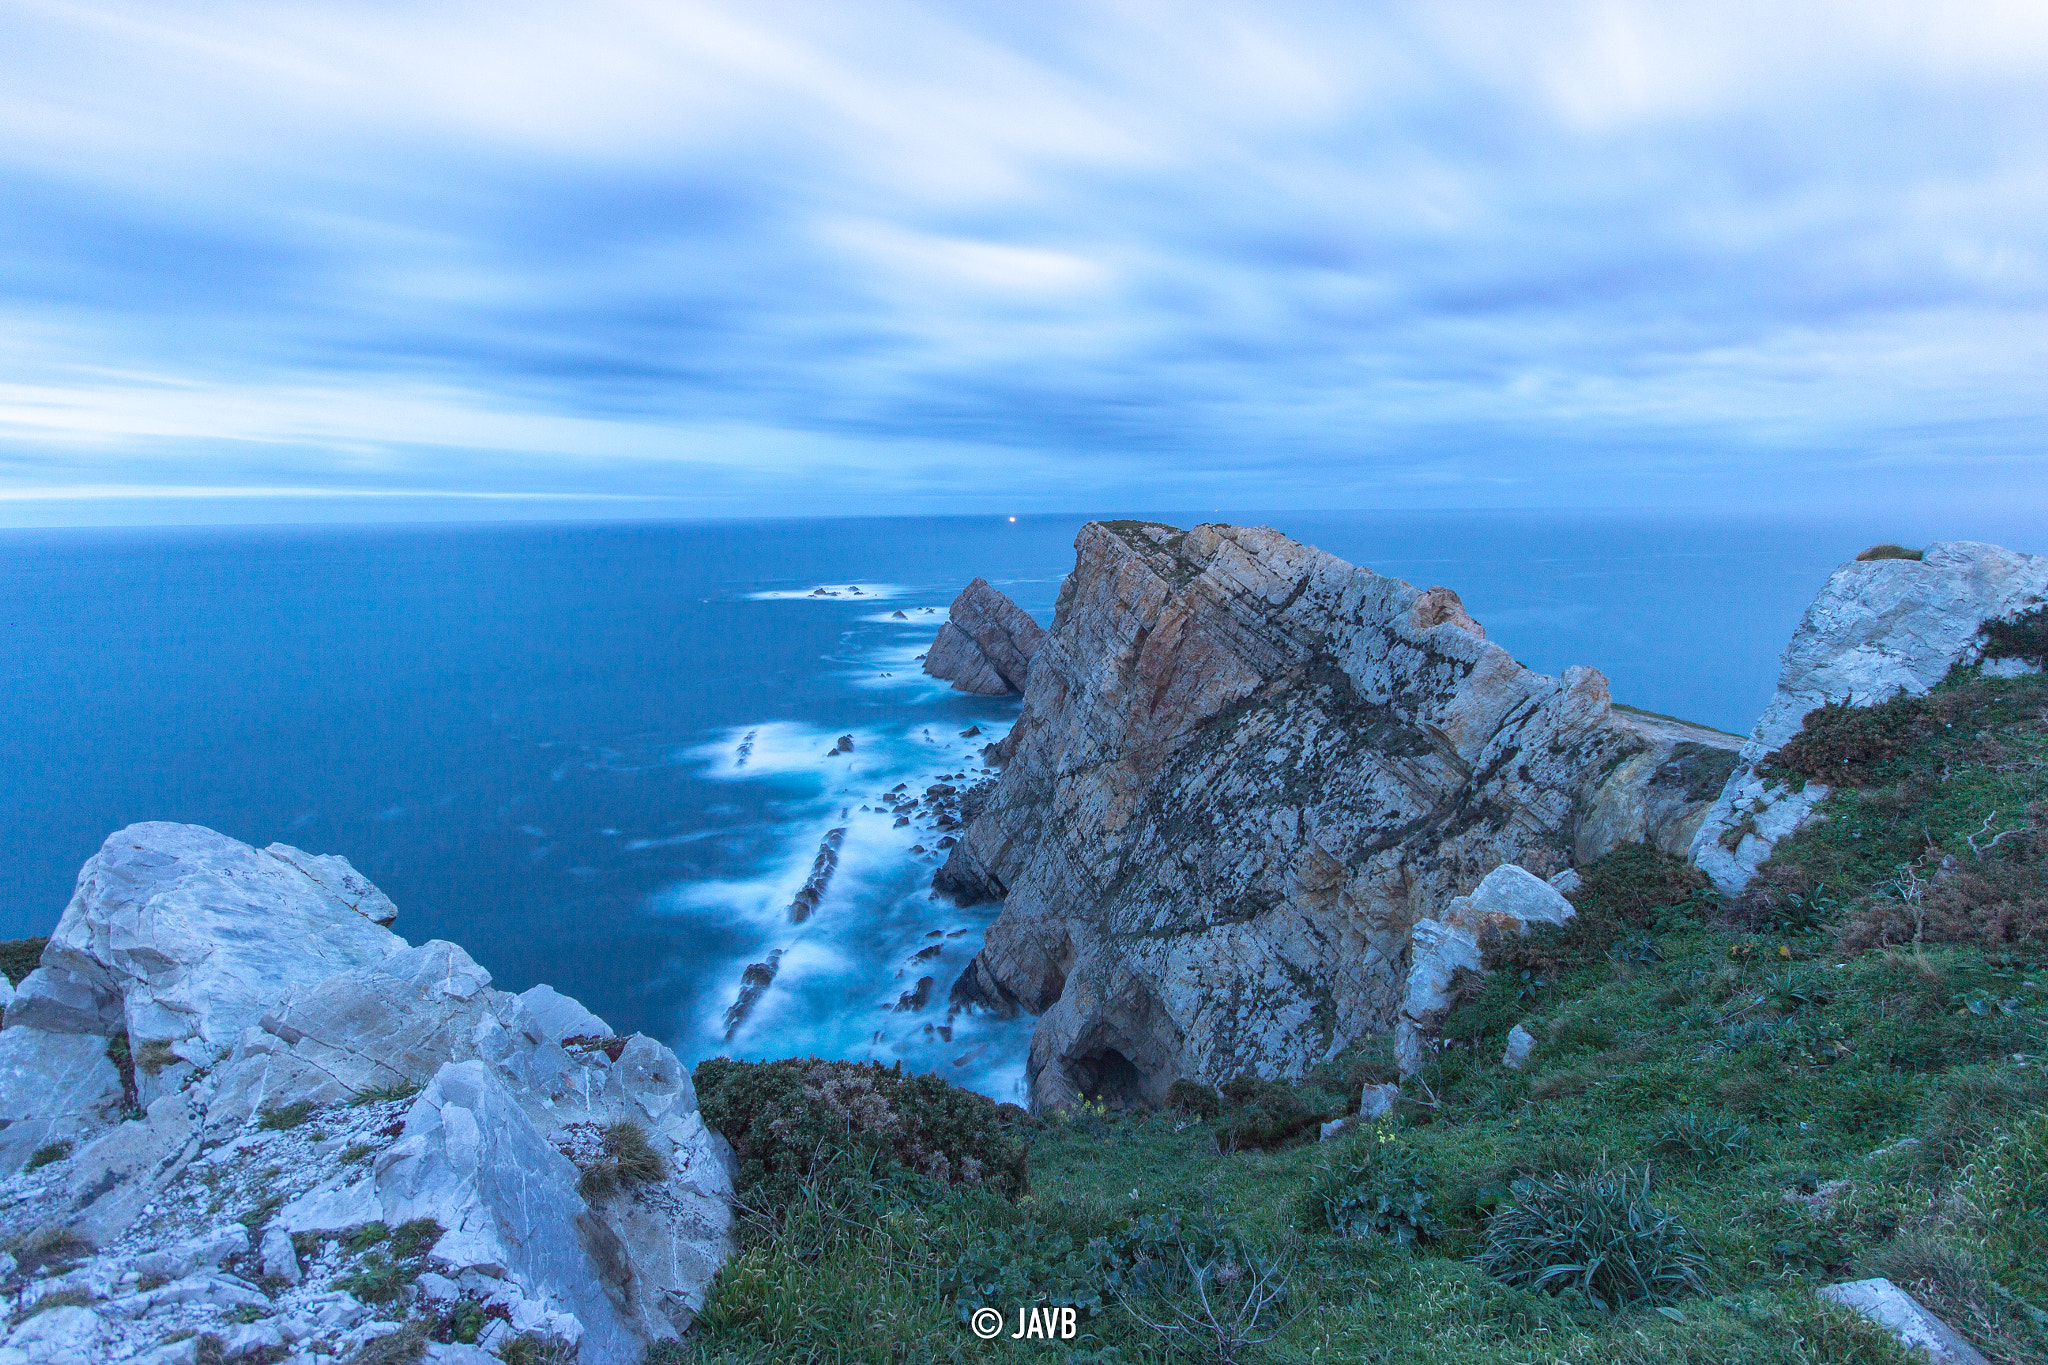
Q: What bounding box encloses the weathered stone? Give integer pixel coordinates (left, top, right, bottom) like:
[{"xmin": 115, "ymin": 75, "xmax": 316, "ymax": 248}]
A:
[
  {"xmin": 937, "ymin": 523, "xmax": 1734, "ymax": 1108},
  {"xmin": 262, "ymin": 1225, "xmax": 302, "ymax": 1285},
  {"xmin": 1358, "ymin": 1082, "xmax": 1400, "ymax": 1120},
  {"xmin": 1694, "ymin": 543, "xmax": 2048, "ymax": 893},
  {"xmin": 6, "ymin": 823, "xmax": 404, "ymax": 1051},
  {"xmin": 1502, "ymin": 1024, "xmax": 1536, "ymax": 1070},
  {"xmin": 3, "ymin": 1305, "xmax": 106, "ymax": 1363},
  {"xmin": 1817, "ymin": 1278, "xmax": 1990, "ymax": 1364},
  {"xmin": 922, "ymin": 578, "xmax": 1047, "ymax": 696},
  {"xmin": 0, "ymin": 1028, "xmax": 126, "ymax": 1172},
  {"xmin": 1394, "ymin": 864, "xmax": 1575, "ymax": 1075},
  {"xmin": 518, "ymin": 984, "xmax": 612, "ymax": 1044}
]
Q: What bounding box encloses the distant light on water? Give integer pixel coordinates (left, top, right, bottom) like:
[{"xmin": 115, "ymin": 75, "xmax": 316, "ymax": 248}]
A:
[{"xmin": 1008, "ymin": 516, "xmax": 1016, "ymax": 523}]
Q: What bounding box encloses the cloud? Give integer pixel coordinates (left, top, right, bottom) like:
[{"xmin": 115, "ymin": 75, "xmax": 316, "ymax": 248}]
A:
[{"xmin": 1, "ymin": 0, "xmax": 2044, "ymax": 521}]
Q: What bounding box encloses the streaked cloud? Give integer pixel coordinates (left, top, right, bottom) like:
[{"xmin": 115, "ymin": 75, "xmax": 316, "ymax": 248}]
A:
[{"xmin": 2, "ymin": 0, "xmax": 2044, "ymax": 521}]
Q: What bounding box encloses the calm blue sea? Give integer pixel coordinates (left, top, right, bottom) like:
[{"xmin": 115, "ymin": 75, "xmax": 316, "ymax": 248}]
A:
[{"xmin": 2, "ymin": 510, "xmax": 2037, "ymax": 1098}]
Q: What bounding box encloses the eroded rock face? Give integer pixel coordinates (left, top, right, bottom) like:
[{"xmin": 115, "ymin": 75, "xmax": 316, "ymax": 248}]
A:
[
  {"xmin": 1692, "ymin": 542, "xmax": 2048, "ymax": 893},
  {"xmin": 922, "ymin": 577, "xmax": 1047, "ymax": 696},
  {"xmin": 1394, "ymin": 864, "xmax": 1573, "ymax": 1076},
  {"xmin": 0, "ymin": 823, "xmax": 734, "ymax": 1363},
  {"xmin": 938, "ymin": 522, "xmax": 1736, "ymax": 1109}
]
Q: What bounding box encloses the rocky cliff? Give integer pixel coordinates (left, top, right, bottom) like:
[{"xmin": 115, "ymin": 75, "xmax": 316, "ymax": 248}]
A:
[
  {"xmin": 1691, "ymin": 542, "xmax": 2048, "ymax": 893},
  {"xmin": 0, "ymin": 824, "xmax": 732, "ymax": 1365},
  {"xmin": 922, "ymin": 577, "xmax": 1047, "ymax": 696},
  {"xmin": 936, "ymin": 521, "xmax": 1738, "ymax": 1110}
]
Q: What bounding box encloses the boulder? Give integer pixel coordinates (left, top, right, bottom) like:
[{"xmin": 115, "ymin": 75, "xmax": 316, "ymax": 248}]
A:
[
  {"xmin": 1394, "ymin": 865, "xmax": 1574, "ymax": 1075},
  {"xmin": 921, "ymin": 578, "xmax": 1047, "ymax": 696},
  {"xmin": 6, "ymin": 823, "xmax": 404, "ymax": 1050},
  {"xmin": 1817, "ymin": 1278, "xmax": 1990, "ymax": 1364},
  {"xmin": 519, "ymin": 983, "xmax": 613, "ymax": 1043},
  {"xmin": 1693, "ymin": 543, "xmax": 2048, "ymax": 893},
  {"xmin": 936, "ymin": 523, "xmax": 1719, "ymax": 1108},
  {"xmin": 1502, "ymin": 1024, "xmax": 1536, "ymax": 1070},
  {"xmin": 0, "ymin": 1030, "xmax": 125, "ymax": 1172}
]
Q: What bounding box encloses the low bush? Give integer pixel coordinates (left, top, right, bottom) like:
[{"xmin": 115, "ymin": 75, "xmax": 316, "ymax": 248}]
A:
[
  {"xmin": 25, "ymin": 1141, "xmax": 71, "ymax": 1171},
  {"xmin": 693, "ymin": 1057, "xmax": 1027, "ymax": 1218},
  {"xmin": 1296, "ymin": 1130, "xmax": 1443, "ymax": 1245},
  {"xmin": 1981, "ymin": 606, "xmax": 2048, "ymax": 669},
  {"xmin": 1214, "ymin": 1074, "xmax": 1335, "ymax": 1151},
  {"xmin": 257, "ymin": 1099, "xmax": 317, "ymax": 1131},
  {"xmin": 1474, "ymin": 1168, "xmax": 1705, "ymax": 1311},
  {"xmin": 1856, "ymin": 544, "xmax": 1923, "ymax": 561},
  {"xmin": 1166, "ymin": 1078, "xmax": 1222, "ymax": 1120},
  {"xmin": 576, "ymin": 1120, "xmax": 666, "ymax": 1201},
  {"xmin": 0, "ymin": 936, "xmax": 45, "ymax": 986},
  {"xmin": 1651, "ymin": 1110, "xmax": 1754, "ymax": 1168}
]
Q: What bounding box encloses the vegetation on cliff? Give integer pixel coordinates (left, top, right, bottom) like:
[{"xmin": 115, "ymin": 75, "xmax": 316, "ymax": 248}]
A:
[{"xmin": 680, "ymin": 668, "xmax": 2047, "ymax": 1365}]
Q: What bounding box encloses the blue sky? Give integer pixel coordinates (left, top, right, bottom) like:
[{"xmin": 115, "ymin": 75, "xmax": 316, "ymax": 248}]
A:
[{"xmin": 2, "ymin": 0, "xmax": 2045, "ymax": 524}]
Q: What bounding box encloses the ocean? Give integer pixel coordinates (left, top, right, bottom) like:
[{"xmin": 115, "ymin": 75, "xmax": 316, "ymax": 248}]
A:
[{"xmin": 2, "ymin": 510, "xmax": 2035, "ymax": 1101}]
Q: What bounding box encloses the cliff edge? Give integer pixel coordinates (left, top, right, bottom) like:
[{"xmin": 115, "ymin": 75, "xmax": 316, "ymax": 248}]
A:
[{"xmin": 936, "ymin": 522, "xmax": 1737, "ymax": 1110}]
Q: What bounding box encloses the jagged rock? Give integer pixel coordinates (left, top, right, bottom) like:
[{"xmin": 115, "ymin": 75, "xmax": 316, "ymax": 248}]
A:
[
  {"xmin": 1358, "ymin": 1082, "xmax": 1400, "ymax": 1120},
  {"xmin": 937, "ymin": 522, "xmax": 1731, "ymax": 1108},
  {"xmin": 922, "ymin": 578, "xmax": 1047, "ymax": 696},
  {"xmin": 1694, "ymin": 542, "xmax": 2048, "ymax": 893},
  {"xmin": 0, "ymin": 1030, "xmax": 125, "ymax": 1172},
  {"xmin": 6, "ymin": 823, "xmax": 403, "ymax": 1048},
  {"xmin": 1817, "ymin": 1278, "xmax": 1990, "ymax": 1364},
  {"xmin": 0, "ymin": 823, "xmax": 734, "ymax": 1362},
  {"xmin": 1502, "ymin": 1024, "xmax": 1536, "ymax": 1070},
  {"xmin": 519, "ymin": 983, "xmax": 614, "ymax": 1044},
  {"xmin": 1395, "ymin": 865, "xmax": 1573, "ymax": 1075},
  {"xmin": 4, "ymin": 1304, "xmax": 106, "ymax": 1362}
]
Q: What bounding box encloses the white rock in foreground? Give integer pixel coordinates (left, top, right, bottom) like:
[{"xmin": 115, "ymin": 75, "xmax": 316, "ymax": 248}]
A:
[
  {"xmin": 0, "ymin": 822, "xmax": 735, "ymax": 1364},
  {"xmin": 1395, "ymin": 864, "xmax": 1573, "ymax": 1076},
  {"xmin": 1818, "ymin": 1278, "xmax": 1990, "ymax": 1365},
  {"xmin": 1692, "ymin": 543, "xmax": 2048, "ymax": 894}
]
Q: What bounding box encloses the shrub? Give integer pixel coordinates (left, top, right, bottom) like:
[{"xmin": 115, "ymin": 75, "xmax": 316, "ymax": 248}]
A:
[
  {"xmin": 350, "ymin": 1078, "xmax": 424, "ymax": 1106},
  {"xmin": 1490, "ymin": 844, "xmax": 1714, "ymax": 982},
  {"xmin": 0, "ymin": 936, "xmax": 45, "ymax": 986},
  {"xmin": 1856, "ymin": 543, "xmax": 1923, "ymax": 561},
  {"xmin": 1296, "ymin": 1132, "xmax": 1443, "ymax": 1245},
  {"xmin": 1652, "ymin": 1110, "xmax": 1754, "ymax": 1168},
  {"xmin": 1166, "ymin": 1079, "xmax": 1222, "ymax": 1120},
  {"xmin": 693, "ymin": 1057, "xmax": 1027, "ymax": 1217},
  {"xmin": 1768, "ymin": 692, "xmax": 1935, "ymax": 789},
  {"xmin": 1214, "ymin": 1075, "xmax": 1331, "ymax": 1152},
  {"xmin": 258, "ymin": 1099, "xmax": 318, "ymax": 1131},
  {"xmin": 8, "ymin": 1226, "xmax": 92, "ymax": 1277},
  {"xmin": 339, "ymin": 1318, "xmax": 430, "ymax": 1364},
  {"xmin": 25, "ymin": 1141, "xmax": 72, "ymax": 1171},
  {"xmin": 1981, "ymin": 606, "xmax": 2048, "ymax": 668},
  {"xmin": 577, "ymin": 1121, "xmax": 666, "ymax": 1201},
  {"xmin": 1475, "ymin": 1168, "xmax": 1706, "ymax": 1311}
]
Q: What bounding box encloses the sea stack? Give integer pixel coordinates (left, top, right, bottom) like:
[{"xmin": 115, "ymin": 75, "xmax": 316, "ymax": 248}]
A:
[{"xmin": 921, "ymin": 578, "xmax": 1046, "ymax": 696}]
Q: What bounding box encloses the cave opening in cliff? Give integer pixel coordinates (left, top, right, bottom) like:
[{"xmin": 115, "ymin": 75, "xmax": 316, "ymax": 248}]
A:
[{"xmin": 1071, "ymin": 1046, "xmax": 1142, "ymax": 1109}]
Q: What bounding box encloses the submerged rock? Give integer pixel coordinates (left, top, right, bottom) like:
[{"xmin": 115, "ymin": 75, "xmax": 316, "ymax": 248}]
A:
[
  {"xmin": 1692, "ymin": 542, "xmax": 2048, "ymax": 893},
  {"xmin": 922, "ymin": 578, "xmax": 1047, "ymax": 696},
  {"xmin": 936, "ymin": 522, "xmax": 1735, "ymax": 1109}
]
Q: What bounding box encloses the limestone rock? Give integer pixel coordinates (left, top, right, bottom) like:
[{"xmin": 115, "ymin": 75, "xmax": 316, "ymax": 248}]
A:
[
  {"xmin": 922, "ymin": 578, "xmax": 1047, "ymax": 696},
  {"xmin": 6, "ymin": 823, "xmax": 404, "ymax": 1050},
  {"xmin": 261, "ymin": 1225, "xmax": 301, "ymax": 1285},
  {"xmin": 1358, "ymin": 1082, "xmax": 1400, "ymax": 1120},
  {"xmin": 1502, "ymin": 1024, "xmax": 1536, "ymax": 1070},
  {"xmin": 0, "ymin": 1030, "xmax": 125, "ymax": 1173},
  {"xmin": 938, "ymin": 523, "xmax": 1729, "ymax": 1108},
  {"xmin": 1694, "ymin": 542, "xmax": 2048, "ymax": 893},
  {"xmin": 519, "ymin": 983, "xmax": 613, "ymax": 1044},
  {"xmin": 1394, "ymin": 865, "xmax": 1574, "ymax": 1075},
  {"xmin": 1817, "ymin": 1278, "xmax": 1990, "ymax": 1364}
]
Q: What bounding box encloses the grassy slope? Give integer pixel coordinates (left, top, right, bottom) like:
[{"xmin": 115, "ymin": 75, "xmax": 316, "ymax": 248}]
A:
[{"xmin": 683, "ymin": 672, "xmax": 2048, "ymax": 1365}]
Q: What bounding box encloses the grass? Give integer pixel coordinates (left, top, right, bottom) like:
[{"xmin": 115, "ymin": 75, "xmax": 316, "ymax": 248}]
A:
[
  {"xmin": 25, "ymin": 1141, "xmax": 71, "ymax": 1171},
  {"xmin": 678, "ymin": 672, "xmax": 2048, "ymax": 1365},
  {"xmin": 1856, "ymin": 544, "xmax": 1923, "ymax": 562},
  {"xmin": 0, "ymin": 936, "xmax": 44, "ymax": 987},
  {"xmin": 257, "ymin": 1099, "xmax": 317, "ymax": 1131}
]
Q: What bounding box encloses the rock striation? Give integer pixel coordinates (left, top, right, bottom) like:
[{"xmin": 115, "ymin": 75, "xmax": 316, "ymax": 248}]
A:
[
  {"xmin": 936, "ymin": 522, "xmax": 1738, "ymax": 1110},
  {"xmin": 0, "ymin": 823, "xmax": 733, "ymax": 1364},
  {"xmin": 922, "ymin": 578, "xmax": 1047, "ymax": 696},
  {"xmin": 1692, "ymin": 542, "xmax": 2048, "ymax": 893}
]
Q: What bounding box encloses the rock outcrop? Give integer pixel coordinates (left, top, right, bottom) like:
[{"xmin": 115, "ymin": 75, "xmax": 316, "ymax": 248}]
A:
[
  {"xmin": 1393, "ymin": 864, "xmax": 1573, "ymax": 1075},
  {"xmin": 937, "ymin": 522, "xmax": 1737, "ymax": 1109},
  {"xmin": 922, "ymin": 578, "xmax": 1047, "ymax": 696},
  {"xmin": 0, "ymin": 823, "xmax": 733, "ymax": 1364},
  {"xmin": 1692, "ymin": 542, "xmax": 2048, "ymax": 893}
]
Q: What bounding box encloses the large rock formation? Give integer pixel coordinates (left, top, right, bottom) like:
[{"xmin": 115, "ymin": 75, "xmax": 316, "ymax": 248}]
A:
[
  {"xmin": 0, "ymin": 823, "xmax": 732, "ymax": 1365},
  {"xmin": 1692, "ymin": 542, "xmax": 2048, "ymax": 893},
  {"xmin": 937, "ymin": 522, "xmax": 1738, "ymax": 1110},
  {"xmin": 922, "ymin": 577, "xmax": 1047, "ymax": 696}
]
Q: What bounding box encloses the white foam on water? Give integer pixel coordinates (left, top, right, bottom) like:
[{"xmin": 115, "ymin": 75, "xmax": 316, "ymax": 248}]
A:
[{"xmin": 745, "ymin": 581, "xmax": 909, "ymax": 601}]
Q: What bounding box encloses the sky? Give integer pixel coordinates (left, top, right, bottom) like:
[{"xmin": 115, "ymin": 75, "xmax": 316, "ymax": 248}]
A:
[{"xmin": 2, "ymin": 0, "xmax": 2045, "ymax": 525}]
